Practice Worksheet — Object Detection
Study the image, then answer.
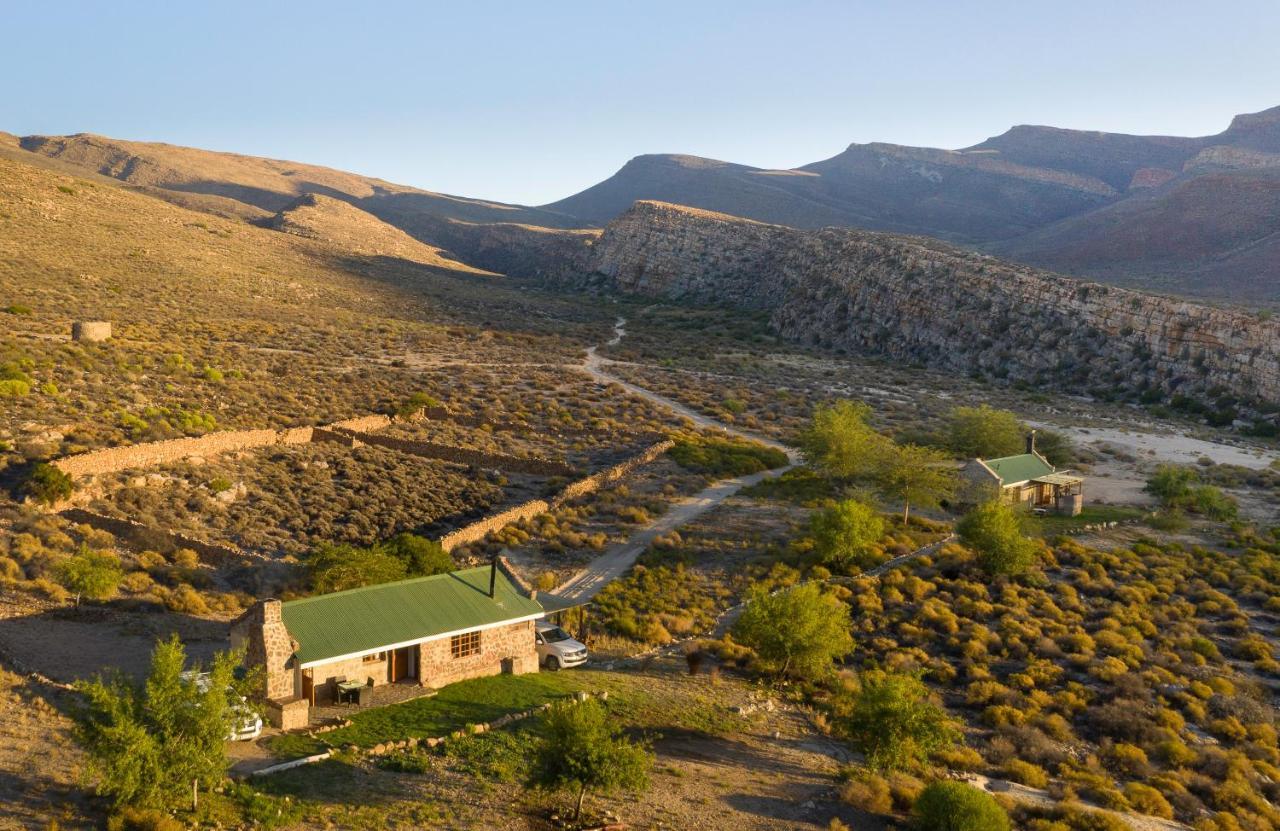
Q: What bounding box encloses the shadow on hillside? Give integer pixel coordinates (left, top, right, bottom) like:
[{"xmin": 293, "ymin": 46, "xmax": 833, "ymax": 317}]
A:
[{"xmin": 0, "ymin": 602, "xmax": 227, "ymax": 685}]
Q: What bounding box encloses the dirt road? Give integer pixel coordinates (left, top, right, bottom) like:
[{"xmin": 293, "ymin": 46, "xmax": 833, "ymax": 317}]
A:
[{"xmin": 555, "ymin": 318, "xmax": 798, "ymax": 600}]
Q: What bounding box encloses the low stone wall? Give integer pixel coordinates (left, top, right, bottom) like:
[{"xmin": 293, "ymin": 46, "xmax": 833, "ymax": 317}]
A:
[
  {"xmin": 53, "ymin": 427, "xmax": 315, "ymax": 479},
  {"xmin": 59, "ymin": 508, "xmax": 251, "ymax": 566},
  {"xmin": 438, "ymin": 439, "xmax": 673, "ymax": 552},
  {"xmin": 333, "ymin": 428, "xmax": 578, "ymax": 477},
  {"xmin": 439, "ymin": 499, "xmax": 552, "ymax": 552},
  {"xmin": 556, "ymin": 439, "xmax": 674, "ymax": 502}
]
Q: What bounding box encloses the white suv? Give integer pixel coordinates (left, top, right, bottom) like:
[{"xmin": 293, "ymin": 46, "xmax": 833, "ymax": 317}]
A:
[
  {"xmin": 535, "ymin": 621, "xmax": 588, "ymax": 670},
  {"xmin": 182, "ymin": 671, "xmax": 264, "ymax": 741}
]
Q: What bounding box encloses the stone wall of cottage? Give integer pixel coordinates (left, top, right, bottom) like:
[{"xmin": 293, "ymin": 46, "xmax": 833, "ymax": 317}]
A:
[
  {"xmin": 417, "ymin": 619, "xmax": 538, "ymax": 688},
  {"xmin": 307, "ymin": 653, "xmax": 393, "ymax": 704}
]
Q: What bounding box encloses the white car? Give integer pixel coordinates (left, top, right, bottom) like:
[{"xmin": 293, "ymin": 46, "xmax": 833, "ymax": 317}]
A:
[
  {"xmin": 182, "ymin": 671, "xmax": 264, "ymax": 741},
  {"xmin": 535, "ymin": 621, "xmax": 588, "ymax": 670}
]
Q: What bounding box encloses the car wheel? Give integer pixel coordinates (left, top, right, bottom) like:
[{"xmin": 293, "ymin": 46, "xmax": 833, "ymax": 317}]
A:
[{"xmin": 545, "ymin": 655, "xmax": 560, "ymax": 671}]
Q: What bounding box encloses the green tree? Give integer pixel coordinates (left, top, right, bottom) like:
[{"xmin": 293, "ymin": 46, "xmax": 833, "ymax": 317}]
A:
[
  {"xmin": 956, "ymin": 501, "xmax": 1039, "ymax": 577},
  {"xmin": 843, "ymin": 671, "xmax": 959, "ymax": 771},
  {"xmin": 1033, "ymin": 428, "xmax": 1075, "ymax": 466},
  {"xmin": 22, "ymin": 462, "xmax": 74, "ymax": 506},
  {"xmin": 800, "ymin": 400, "xmax": 893, "ymax": 481},
  {"xmin": 529, "ymin": 698, "xmax": 651, "ymax": 822},
  {"xmin": 1144, "ymin": 465, "xmax": 1197, "ymax": 504},
  {"xmin": 56, "ymin": 546, "xmax": 124, "ymax": 606},
  {"xmin": 943, "ymin": 405, "xmax": 1025, "ymax": 459},
  {"xmin": 912, "ymin": 780, "xmax": 1010, "ymax": 831},
  {"xmin": 876, "ymin": 443, "xmax": 957, "ymax": 525},
  {"xmin": 810, "ymin": 499, "xmax": 885, "ymax": 570},
  {"xmin": 72, "ymin": 636, "xmax": 240, "ymax": 812},
  {"xmin": 732, "ymin": 582, "xmax": 853, "ymax": 680},
  {"xmin": 307, "ymin": 543, "xmax": 407, "ymax": 593},
  {"xmin": 384, "ymin": 533, "xmax": 454, "ymax": 576}
]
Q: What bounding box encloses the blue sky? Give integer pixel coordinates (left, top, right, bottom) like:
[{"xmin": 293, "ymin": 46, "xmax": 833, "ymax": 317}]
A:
[{"xmin": 3, "ymin": 1, "xmax": 1279, "ymax": 204}]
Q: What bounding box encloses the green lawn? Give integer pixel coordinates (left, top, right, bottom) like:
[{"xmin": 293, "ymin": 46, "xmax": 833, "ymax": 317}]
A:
[
  {"xmin": 1033, "ymin": 504, "xmax": 1146, "ymax": 537},
  {"xmin": 266, "ymin": 665, "xmax": 741, "ymax": 760},
  {"xmin": 267, "ymin": 671, "xmax": 593, "ymax": 758}
]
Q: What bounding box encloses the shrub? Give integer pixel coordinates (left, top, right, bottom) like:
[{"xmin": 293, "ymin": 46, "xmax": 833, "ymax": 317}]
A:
[
  {"xmin": 106, "ymin": 807, "xmax": 183, "ymax": 831},
  {"xmin": 2, "ymin": 304, "xmax": 33, "ymax": 315},
  {"xmin": 957, "ymin": 501, "xmax": 1038, "ymax": 576},
  {"xmin": 842, "ymin": 671, "xmax": 959, "ymax": 771},
  {"xmin": 912, "ymin": 781, "xmax": 1010, "ymax": 831},
  {"xmin": 0, "ymin": 379, "xmax": 30, "ymax": 397},
  {"xmin": 839, "ymin": 770, "xmax": 892, "ymax": 813},
  {"xmin": 22, "ymin": 463, "xmax": 74, "ymax": 506},
  {"xmin": 384, "ymin": 533, "xmax": 453, "ymax": 576},
  {"xmin": 1123, "ymin": 782, "xmax": 1173, "ymax": 819},
  {"xmin": 1004, "ymin": 759, "xmax": 1050, "ymax": 788},
  {"xmin": 528, "ymin": 699, "xmax": 651, "ymax": 821}
]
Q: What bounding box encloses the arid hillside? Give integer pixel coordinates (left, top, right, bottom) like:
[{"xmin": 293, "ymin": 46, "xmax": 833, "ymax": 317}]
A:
[
  {"xmin": 580, "ymin": 200, "xmax": 1280, "ymax": 414},
  {"xmin": 0, "ymin": 153, "xmax": 612, "ymax": 465}
]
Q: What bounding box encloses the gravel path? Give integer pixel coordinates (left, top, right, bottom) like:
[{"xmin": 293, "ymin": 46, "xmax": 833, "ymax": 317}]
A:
[{"xmin": 553, "ymin": 318, "xmax": 798, "ymax": 601}]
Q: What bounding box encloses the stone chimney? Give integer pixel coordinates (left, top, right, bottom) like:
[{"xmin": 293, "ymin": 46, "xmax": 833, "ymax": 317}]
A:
[
  {"xmin": 1026, "ymin": 430, "xmax": 1037, "ymax": 455},
  {"xmin": 231, "ymin": 599, "xmax": 297, "ymax": 701}
]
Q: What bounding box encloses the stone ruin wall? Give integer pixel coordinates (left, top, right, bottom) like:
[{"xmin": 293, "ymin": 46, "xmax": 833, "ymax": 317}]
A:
[
  {"xmin": 53, "ymin": 427, "xmax": 316, "ymax": 479},
  {"xmin": 60, "ymin": 507, "xmax": 250, "ymax": 566},
  {"xmin": 588, "ymin": 201, "xmax": 1280, "ymax": 408},
  {"xmin": 331, "ymin": 428, "xmax": 578, "ymax": 478},
  {"xmin": 438, "ymin": 439, "xmax": 673, "ymax": 552}
]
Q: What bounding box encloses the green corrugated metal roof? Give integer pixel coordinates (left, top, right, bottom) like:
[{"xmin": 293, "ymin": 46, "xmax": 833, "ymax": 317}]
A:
[
  {"xmin": 282, "ymin": 566, "xmax": 545, "ymax": 665},
  {"xmin": 983, "ymin": 453, "xmax": 1054, "ymax": 486}
]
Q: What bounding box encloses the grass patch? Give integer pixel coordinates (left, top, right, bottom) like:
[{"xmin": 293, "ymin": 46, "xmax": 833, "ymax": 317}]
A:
[
  {"xmin": 668, "ymin": 435, "xmax": 788, "ymax": 476},
  {"xmin": 1033, "ymin": 504, "xmax": 1146, "ymax": 536},
  {"xmin": 267, "ymin": 671, "xmax": 589, "ymax": 757},
  {"xmin": 740, "ymin": 466, "xmax": 833, "ymax": 505}
]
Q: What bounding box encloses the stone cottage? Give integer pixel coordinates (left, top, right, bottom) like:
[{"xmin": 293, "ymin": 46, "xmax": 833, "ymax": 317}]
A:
[
  {"xmin": 960, "ymin": 431, "xmax": 1084, "ymax": 516},
  {"xmin": 231, "ymin": 557, "xmax": 544, "ymax": 729}
]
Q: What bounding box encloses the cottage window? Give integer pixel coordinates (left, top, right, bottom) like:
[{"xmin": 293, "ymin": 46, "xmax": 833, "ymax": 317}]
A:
[
  {"xmin": 362, "ymin": 652, "xmax": 386, "ymax": 664},
  {"xmin": 450, "ymin": 630, "xmax": 482, "ymax": 659}
]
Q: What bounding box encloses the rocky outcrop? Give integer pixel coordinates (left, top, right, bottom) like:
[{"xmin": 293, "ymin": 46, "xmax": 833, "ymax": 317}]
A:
[{"xmin": 584, "ymin": 201, "xmax": 1280, "ymax": 408}]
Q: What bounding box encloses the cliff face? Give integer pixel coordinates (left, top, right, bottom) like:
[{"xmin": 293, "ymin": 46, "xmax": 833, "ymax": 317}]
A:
[{"xmin": 586, "ymin": 201, "xmax": 1280, "ymax": 407}]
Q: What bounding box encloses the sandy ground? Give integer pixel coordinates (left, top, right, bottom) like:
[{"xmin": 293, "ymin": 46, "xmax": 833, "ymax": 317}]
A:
[
  {"xmin": 0, "ymin": 593, "xmax": 226, "ymax": 684},
  {"xmin": 1031, "ymin": 420, "xmax": 1280, "ymax": 523}
]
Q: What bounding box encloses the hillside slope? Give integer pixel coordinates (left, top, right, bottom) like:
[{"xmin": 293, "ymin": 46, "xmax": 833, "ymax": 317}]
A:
[{"xmin": 582, "ymin": 201, "xmax": 1280, "ymax": 411}]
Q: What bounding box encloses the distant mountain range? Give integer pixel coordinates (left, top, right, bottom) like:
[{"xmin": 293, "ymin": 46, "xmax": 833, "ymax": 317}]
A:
[
  {"xmin": 545, "ymin": 105, "xmax": 1280, "ymax": 301},
  {"xmin": 5, "ymin": 105, "xmax": 1280, "ymax": 301}
]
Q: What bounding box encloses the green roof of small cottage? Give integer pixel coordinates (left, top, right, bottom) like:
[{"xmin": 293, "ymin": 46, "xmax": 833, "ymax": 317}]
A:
[
  {"xmin": 281, "ymin": 566, "xmax": 544, "ymax": 665},
  {"xmin": 982, "ymin": 453, "xmax": 1054, "ymax": 486}
]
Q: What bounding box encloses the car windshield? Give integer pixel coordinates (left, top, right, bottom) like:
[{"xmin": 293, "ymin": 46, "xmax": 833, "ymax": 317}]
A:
[{"xmin": 542, "ymin": 626, "xmax": 573, "ymax": 643}]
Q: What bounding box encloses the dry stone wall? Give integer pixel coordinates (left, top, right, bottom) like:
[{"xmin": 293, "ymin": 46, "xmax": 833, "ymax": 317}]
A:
[
  {"xmin": 438, "ymin": 439, "xmax": 673, "ymax": 552},
  {"xmin": 60, "ymin": 507, "xmax": 250, "ymax": 566},
  {"xmin": 53, "ymin": 427, "xmax": 315, "ymax": 479},
  {"xmin": 585, "ymin": 201, "xmax": 1280, "ymax": 408}
]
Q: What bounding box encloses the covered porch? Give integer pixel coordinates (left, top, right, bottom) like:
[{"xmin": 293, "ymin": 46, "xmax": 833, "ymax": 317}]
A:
[{"xmin": 1030, "ymin": 472, "xmax": 1084, "ymax": 516}]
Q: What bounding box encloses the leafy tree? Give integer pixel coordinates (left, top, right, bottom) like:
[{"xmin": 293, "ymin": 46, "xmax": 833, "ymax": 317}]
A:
[
  {"xmin": 22, "ymin": 462, "xmax": 74, "ymax": 506},
  {"xmin": 912, "ymin": 781, "xmax": 1010, "ymax": 831},
  {"xmin": 395, "ymin": 391, "xmax": 441, "ymax": 419},
  {"xmin": 956, "ymin": 501, "xmax": 1039, "ymax": 577},
  {"xmin": 943, "ymin": 405, "xmax": 1025, "ymax": 459},
  {"xmin": 875, "ymin": 443, "xmax": 956, "ymax": 525},
  {"xmin": 384, "ymin": 532, "xmax": 454, "ymax": 576},
  {"xmin": 732, "ymin": 582, "xmax": 853, "ymax": 680},
  {"xmin": 307, "ymin": 543, "xmax": 407, "ymax": 593},
  {"xmin": 1033, "ymin": 428, "xmax": 1075, "ymax": 466},
  {"xmin": 842, "ymin": 671, "xmax": 959, "ymax": 771},
  {"xmin": 1144, "ymin": 465, "xmax": 1197, "ymax": 504},
  {"xmin": 800, "ymin": 400, "xmax": 893, "ymax": 481},
  {"xmin": 529, "ymin": 698, "xmax": 651, "ymax": 822},
  {"xmin": 56, "ymin": 546, "xmax": 124, "ymax": 606},
  {"xmin": 810, "ymin": 499, "xmax": 885, "ymax": 570},
  {"xmin": 72, "ymin": 636, "xmax": 240, "ymax": 812}
]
